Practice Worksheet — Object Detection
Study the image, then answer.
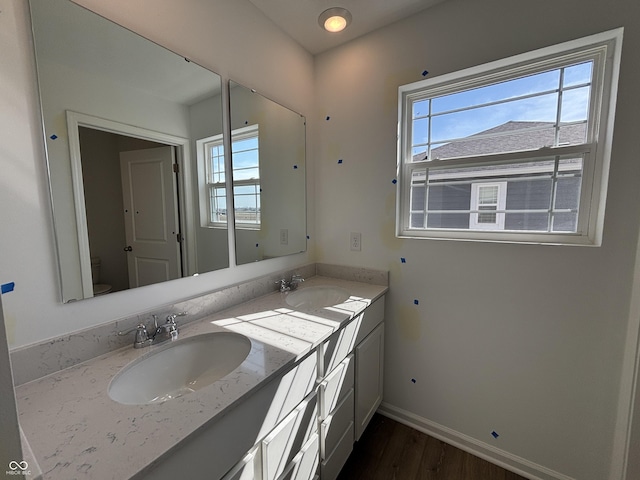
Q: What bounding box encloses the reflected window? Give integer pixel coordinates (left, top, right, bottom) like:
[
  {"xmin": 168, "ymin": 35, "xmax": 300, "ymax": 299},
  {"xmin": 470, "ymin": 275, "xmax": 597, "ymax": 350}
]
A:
[{"xmin": 199, "ymin": 125, "xmax": 260, "ymax": 228}]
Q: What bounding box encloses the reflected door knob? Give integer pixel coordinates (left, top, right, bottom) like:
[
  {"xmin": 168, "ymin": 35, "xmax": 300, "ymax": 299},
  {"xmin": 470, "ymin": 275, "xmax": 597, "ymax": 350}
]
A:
[{"xmin": 123, "ymin": 246, "xmax": 133, "ymax": 252}]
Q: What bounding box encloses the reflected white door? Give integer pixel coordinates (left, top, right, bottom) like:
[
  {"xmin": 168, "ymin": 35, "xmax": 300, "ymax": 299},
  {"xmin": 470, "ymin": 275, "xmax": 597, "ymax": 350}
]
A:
[{"xmin": 120, "ymin": 146, "xmax": 181, "ymax": 288}]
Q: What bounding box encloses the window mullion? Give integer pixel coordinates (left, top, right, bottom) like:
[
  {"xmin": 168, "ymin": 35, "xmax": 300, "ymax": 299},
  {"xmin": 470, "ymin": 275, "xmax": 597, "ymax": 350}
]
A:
[
  {"xmin": 554, "ymin": 67, "xmax": 565, "ymax": 146},
  {"xmin": 548, "ymin": 156, "xmax": 561, "ymax": 232}
]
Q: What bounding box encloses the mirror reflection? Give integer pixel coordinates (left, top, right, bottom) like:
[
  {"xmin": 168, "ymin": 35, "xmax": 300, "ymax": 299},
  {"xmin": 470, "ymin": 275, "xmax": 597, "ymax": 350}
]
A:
[
  {"xmin": 30, "ymin": 0, "xmax": 228, "ymax": 302},
  {"xmin": 229, "ymin": 82, "xmax": 307, "ymax": 264}
]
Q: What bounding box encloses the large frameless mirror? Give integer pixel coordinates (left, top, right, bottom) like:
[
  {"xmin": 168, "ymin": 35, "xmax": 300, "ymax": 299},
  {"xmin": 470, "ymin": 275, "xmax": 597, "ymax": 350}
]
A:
[
  {"xmin": 229, "ymin": 82, "xmax": 307, "ymax": 265},
  {"xmin": 30, "ymin": 0, "xmax": 228, "ymax": 302}
]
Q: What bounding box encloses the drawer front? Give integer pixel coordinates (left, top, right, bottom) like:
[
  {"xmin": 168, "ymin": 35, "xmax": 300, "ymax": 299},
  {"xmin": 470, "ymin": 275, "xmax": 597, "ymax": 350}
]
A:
[
  {"xmin": 262, "ymin": 391, "xmax": 318, "ymax": 480},
  {"xmin": 318, "ymin": 297, "xmax": 384, "ymax": 376},
  {"xmin": 319, "ymin": 354, "xmax": 354, "ymax": 419},
  {"xmin": 320, "ymin": 388, "xmax": 354, "ymax": 460},
  {"xmin": 354, "ymin": 296, "xmax": 384, "ymax": 346},
  {"xmin": 318, "ymin": 318, "xmax": 358, "ymax": 377},
  {"xmin": 221, "ymin": 445, "xmax": 261, "ymax": 480},
  {"xmin": 258, "ymin": 353, "xmax": 318, "ymax": 439},
  {"xmin": 277, "ymin": 433, "xmax": 319, "ymax": 480},
  {"xmin": 320, "ymin": 422, "xmax": 354, "ymax": 480}
]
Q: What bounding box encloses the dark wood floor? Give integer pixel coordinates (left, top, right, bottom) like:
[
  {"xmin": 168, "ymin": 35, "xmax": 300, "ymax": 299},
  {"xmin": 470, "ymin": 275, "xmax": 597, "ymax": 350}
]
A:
[{"xmin": 337, "ymin": 414, "xmax": 527, "ymax": 480}]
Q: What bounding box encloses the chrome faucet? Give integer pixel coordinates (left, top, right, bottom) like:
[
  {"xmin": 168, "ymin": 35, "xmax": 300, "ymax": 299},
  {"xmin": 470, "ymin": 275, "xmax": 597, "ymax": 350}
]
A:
[
  {"xmin": 276, "ymin": 274, "xmax": 305, "ymax": 292},
  {"xmin": 118, "ymin": 312, "xmax": 187, "ymax": 348}
]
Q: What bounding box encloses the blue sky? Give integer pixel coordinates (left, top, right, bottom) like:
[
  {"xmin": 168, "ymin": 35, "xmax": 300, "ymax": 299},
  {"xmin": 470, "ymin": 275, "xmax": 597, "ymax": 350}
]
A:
[{"xmin": 411, "ymin": 61, "xmax": 593, "ymax": 151}]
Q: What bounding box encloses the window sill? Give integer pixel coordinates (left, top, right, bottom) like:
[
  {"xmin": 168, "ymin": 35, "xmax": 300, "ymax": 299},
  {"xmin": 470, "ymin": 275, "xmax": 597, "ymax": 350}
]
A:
[{"xmin": 396, "ymin": 229, "xmax": 600, "ymax": 247}]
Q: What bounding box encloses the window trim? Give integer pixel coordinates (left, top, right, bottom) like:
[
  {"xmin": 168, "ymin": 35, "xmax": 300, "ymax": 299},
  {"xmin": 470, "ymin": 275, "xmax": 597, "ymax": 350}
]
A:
[{"xmin": 396, "ymin": 28, "xmax": 623, "ymax": 246}]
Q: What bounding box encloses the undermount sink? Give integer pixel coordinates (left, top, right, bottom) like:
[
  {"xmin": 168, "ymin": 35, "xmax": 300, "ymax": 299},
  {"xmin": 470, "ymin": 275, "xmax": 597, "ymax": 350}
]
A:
[
  {"xmin": 285, "ymin": 285, "xmax": 351, "ymax": 309},
  {"xmin": 108, "ymin": 332, "xmax": 251, "ymax": 405}
]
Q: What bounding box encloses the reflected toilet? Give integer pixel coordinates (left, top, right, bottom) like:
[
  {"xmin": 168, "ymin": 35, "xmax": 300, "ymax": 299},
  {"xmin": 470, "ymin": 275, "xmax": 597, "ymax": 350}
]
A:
[{"xmin": 90, "ymin": 256, "xmax": 112, "ymax": 296}]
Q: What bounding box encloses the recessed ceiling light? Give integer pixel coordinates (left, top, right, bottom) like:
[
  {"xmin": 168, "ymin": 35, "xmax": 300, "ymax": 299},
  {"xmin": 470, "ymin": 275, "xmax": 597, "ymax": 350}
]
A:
[{"xmin": 318, "ymin": 7, "xmax": 352, "ymax": 33}]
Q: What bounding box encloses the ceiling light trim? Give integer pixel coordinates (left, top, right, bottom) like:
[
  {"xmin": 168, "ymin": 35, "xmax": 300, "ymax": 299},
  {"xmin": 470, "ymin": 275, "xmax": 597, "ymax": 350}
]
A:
[{"xmin": 318, "ymin": 7, "xmax": 352, "ymax": 33}]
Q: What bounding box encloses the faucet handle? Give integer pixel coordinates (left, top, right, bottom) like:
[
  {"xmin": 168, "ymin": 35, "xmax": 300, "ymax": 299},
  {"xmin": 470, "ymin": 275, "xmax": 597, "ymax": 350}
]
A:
[
  {"xmin": 117, "ymin": 323, "xmax": 147, "ymax": 336},
  {"xmin": 166, "ymin": 312, "xmax": 187, "ymax": 324},
  {"xmin": 276, "ymin": 278, "xmax": 289, "ymax": 292},
  {"xmin": 117, "ymin": 324, "xmax": 150, "ymax": 348}
]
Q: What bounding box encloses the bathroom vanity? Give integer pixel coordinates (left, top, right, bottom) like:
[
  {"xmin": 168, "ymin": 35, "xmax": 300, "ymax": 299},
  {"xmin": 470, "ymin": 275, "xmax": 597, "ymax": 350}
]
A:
[{"xmin": 14, "ymin": 274, "xmax": 387, "ymax": 480}]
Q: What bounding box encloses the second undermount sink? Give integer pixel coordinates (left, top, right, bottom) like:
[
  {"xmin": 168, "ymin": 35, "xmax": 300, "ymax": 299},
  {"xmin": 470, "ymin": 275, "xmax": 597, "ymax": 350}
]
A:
[
  {"xmin": 108, "ymin": 332, "xmax": 251, "ymax": 405},
  {"xmin": 285, "ymin": 285, "xmax": 351, "ymax": 309}
]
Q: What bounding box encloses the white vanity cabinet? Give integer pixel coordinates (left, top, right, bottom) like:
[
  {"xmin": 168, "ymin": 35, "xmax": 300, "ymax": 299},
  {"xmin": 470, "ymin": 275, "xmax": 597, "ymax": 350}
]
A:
[
  {"xmin": 317, "ymin": 296, "xmax": 385, "ymax": 480},
  {"xmin": 221, "ymin": 294, "xmax": 386, "ymax": 480},
  {"xmin": 220, "ymin": 353, "xmax": 319, "ymax": 480}
]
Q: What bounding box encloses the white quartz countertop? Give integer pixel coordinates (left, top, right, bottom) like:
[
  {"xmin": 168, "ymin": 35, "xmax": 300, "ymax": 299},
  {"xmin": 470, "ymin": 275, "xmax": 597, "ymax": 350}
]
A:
[{"xmin": 15, "ymin": 276, "xmax": 387, "ymax": 480}]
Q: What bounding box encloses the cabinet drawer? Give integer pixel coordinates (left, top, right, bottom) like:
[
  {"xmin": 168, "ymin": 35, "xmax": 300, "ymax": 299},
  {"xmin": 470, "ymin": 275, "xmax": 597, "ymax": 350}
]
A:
[
  {"xmin": 262, "ymin": 391, "xmax": 318, "ymax": 480},
  {"xmin": 318, "ymin": 319, "xmax": 358, "ymax": 377},
  {"xmin": 258, "ymin": 352, "xmax": 317, "ymax": 439},
  {"xmin": 221, "ymin": 445, "xmax": 261, "ymax": 480},
  {"xmin": 320, "ymin": 421, "xmax": 354, "ymax": 480},
  {"xmin": 354, "ymin": 296, "xmax": 384, "ymax": 346},
  {"xmin": 276, "ymin": 433, "xmax": 319, "ymax": 480},
  {"xmin": 318, "ymin": 297, "xmax": 384, "ymax": 376},
  {"xmin": 319, "ymin": 354, "xmax": 354, "ymax": 419},
  {"xmin": 320, "ymin": 388, "xmax": 354, "ymax": 460}
]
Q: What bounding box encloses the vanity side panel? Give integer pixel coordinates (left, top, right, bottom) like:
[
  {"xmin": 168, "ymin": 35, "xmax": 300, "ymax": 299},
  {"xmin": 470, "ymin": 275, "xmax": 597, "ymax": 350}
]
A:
[{"xmin": 0, "ymin": 294, "xmax": 23, "ymax": 468}]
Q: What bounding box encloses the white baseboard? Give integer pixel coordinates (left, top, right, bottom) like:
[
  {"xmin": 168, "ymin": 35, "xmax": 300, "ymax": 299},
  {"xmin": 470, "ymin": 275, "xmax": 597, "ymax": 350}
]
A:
[{"xmin": 377, "ymin": 402, "xmax": 575, "ymax": 480}]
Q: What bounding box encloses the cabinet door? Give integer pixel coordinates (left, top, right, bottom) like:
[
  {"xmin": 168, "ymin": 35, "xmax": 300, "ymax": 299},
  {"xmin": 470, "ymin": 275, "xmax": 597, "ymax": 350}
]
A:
[{"xmin": 354, "ymin": 323, "xmax": 384, "ymax": 440}]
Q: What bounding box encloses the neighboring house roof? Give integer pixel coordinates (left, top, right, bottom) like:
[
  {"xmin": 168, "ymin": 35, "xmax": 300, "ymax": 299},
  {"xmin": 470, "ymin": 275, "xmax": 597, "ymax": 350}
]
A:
[
  {"xmin": 413, "ymin": 121, "xmax": 587, "ymax": 161},
  {"xmin": 411, "ymin": 121, "xmax": 587, "ymax": 181}
]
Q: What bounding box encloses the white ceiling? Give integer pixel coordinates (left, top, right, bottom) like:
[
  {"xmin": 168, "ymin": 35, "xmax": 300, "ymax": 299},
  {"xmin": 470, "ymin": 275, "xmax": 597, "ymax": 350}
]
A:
[{"xmin": 247, "ymin": 0, "xmax": 448, "ymax": 55}]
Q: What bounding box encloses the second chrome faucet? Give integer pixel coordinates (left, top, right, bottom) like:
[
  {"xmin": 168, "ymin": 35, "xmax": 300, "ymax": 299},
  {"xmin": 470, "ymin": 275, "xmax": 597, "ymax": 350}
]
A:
[{"xmin": 276, "ymin": 274, "xmax": 305, "ymax": 293}]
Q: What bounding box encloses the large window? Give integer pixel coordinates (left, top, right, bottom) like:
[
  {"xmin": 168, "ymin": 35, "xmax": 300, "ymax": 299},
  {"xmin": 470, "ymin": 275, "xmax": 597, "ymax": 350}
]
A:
[
  {"xmin": 198, "ymin": 125, "xmax": 260, "ymax": 228},
  {"xmin": 397, "ymin": 29, "xmax": 623, "ymax": 245}
]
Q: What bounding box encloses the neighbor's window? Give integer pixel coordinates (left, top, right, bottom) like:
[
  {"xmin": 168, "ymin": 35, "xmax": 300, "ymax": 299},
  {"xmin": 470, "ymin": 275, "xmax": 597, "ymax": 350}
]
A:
[
  {"xmin": 199, "ymin": 125, "xmax": 260, "ymax": 228},
  {"xmin": 397, "ymin": 29, "xmax": 623, "ymax": 245}
]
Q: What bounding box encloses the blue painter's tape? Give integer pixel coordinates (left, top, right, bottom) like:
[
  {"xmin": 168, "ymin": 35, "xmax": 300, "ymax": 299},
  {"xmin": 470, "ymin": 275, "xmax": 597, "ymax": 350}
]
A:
[
  {"xmin": 401, "ymin": 257, "xmax": 406, "ymax": 263},
  {"xmin": 422, "ymin": 70, "xmax": 429, "ymax": 77},
  {"xmin": 50, "ymin": 134, "xmax": 58, "ymax": 140},
  {"xmin": 491, "ymin": 431, "xmax": 499, "ymax": 439},
  {"xmin": 414, "ymin": 299, "xmax": 419, "ymax": 305},
  {"xmin": 392, "ymin": 179, "xmax": 397, "ymax": 184},
  {"xmin": 1, "ymin": 282, "xmax": 15, "ymax": 294}
]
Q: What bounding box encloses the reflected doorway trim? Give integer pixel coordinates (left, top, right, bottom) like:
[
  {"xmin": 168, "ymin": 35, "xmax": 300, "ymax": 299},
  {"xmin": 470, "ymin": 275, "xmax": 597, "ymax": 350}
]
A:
[{"xmin": 66, "ymin": 111, "xmax": 194, "ymax": 298}]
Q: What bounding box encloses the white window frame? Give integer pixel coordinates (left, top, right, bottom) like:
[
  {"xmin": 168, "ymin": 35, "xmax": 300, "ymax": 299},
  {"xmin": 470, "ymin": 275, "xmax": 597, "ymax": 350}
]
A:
[
  {"xmin": 396, "ymin": 28, "xmax": 623, "ymax": 246},
  {"xmin": 197, "ymin": 124, "xmax": 260, "ymax": 230}
]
